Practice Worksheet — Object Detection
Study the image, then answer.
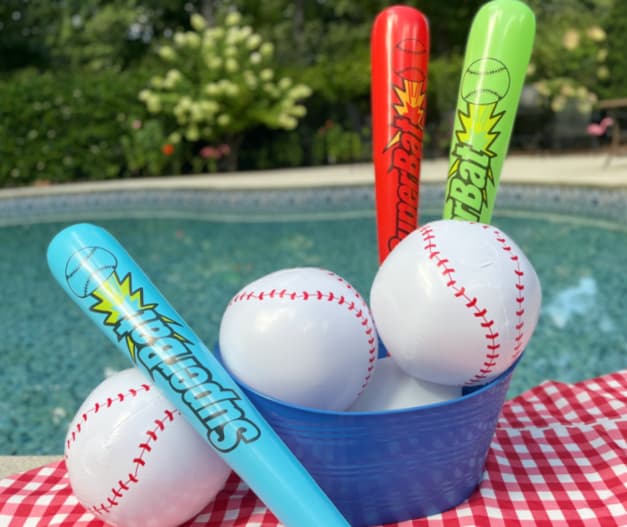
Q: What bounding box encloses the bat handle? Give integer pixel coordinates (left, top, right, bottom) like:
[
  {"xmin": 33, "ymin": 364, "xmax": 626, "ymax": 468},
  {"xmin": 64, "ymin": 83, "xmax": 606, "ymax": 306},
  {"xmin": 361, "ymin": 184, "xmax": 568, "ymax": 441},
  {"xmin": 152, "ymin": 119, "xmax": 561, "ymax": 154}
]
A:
[{"xmin": 47, "ymin": 223, "xmax": 350, "ymax": 527}]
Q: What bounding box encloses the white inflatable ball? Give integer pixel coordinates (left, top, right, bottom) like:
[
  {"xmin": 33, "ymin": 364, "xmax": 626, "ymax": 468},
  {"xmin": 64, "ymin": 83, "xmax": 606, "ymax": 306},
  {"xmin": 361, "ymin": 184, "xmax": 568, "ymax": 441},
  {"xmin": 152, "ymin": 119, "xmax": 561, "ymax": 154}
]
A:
[
  {"xmin": 219, "ymin": 267, "xmax": 378, "ymax": 411},
  {"xmin": 349, "ymin": 356, "xmax": 462, "ymax": 412},
  {"xmin": 65, "ymin": 368, "xmax": 232, "ymax": 527},
  {"xmin": 370, "ymin": 220, "xmax": 541, "ymax": 386}
]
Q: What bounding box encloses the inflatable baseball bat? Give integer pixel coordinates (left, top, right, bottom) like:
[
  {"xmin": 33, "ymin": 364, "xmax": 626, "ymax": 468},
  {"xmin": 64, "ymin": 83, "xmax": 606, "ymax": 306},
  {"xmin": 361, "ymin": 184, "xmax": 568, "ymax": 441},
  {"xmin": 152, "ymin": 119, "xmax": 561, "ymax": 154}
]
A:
[
  {"xmin": 371, "ymin": 6, "xmax": 429, "ymax": 262},
  {"xmin": 47, "ymin": 223, "xmax": 350, "ymax": 527},
  {"xmin": 443, "ymin": 0, "xmax": 535, "ymax": 223}
]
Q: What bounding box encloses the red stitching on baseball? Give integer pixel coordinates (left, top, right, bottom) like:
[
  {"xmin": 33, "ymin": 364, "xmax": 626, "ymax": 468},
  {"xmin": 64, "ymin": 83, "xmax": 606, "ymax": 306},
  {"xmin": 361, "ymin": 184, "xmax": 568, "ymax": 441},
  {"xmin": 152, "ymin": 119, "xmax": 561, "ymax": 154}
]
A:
[
  {"xmin": 425, "ymin": 224, "xmax": 528, "ymax": 383},
  {"xmin": 491, "ymin": 227, "xmax": 527, "ymax": 362},
  {"xmin": 86, "ymin": 408, "xmax": 180, "ymax": 514},
  {"xmin": 420, "ymin": 225, "xmax": 513, "ymax": 384},
  {"xmin": 65, "ymin": 383, "xmax": 181, "ymax": 515},
  {"xmin": 484, "ymin": 226, "xmax": 527, "ymax": 364},
  {"xmin": 66, "ymin": 384, "xmax": 152, "ymax": 452},
  {"xmin": 229, "ymin": 270, "xmax": 378, "ymax": 388}
]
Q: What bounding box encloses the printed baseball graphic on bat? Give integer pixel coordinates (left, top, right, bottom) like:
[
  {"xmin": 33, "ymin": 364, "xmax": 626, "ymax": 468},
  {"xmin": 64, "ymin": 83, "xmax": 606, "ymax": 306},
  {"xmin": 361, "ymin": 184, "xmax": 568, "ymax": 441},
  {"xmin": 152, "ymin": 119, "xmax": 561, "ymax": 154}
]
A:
[
  {"xmin": 371, "ymin": 6, "xmax": 429, "ymax": 262},
  {"xmin": 443, "ymin": 0, "xmax": 535, "ymax": 223},
  {"xmin": 47, "ymin": 223, "xmax": 350, "ymax": 527}
]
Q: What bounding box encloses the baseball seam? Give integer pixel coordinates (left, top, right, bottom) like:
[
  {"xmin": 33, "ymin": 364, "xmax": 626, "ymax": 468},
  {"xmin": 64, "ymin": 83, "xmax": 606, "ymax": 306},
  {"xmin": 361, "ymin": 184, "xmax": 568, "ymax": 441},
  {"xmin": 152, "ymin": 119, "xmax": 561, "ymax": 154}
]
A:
[
  {"xmin": 464, "ymin": 88, "xmax": 503, "ymax": 99},
  {"xmin": 66, "ymin": 247, "xmax": 97, "ymax": 279},
  {"xmin": 65, "ymin": 383, "xmax": 181, "ymax": 515},
  {"xmin": 419, "ymin": 224, "xmax": 526, "ymax": 385},
  {"xmin": 466, "ymin": 66, "xmax": 507, "ymax": 75},
  {"xmin": 488, "ymin": 225, "xmax": 527, "ymax": 363},
  {"xmin": 229, "ymin": 271, "xmax": 377, "ymax": 388}
]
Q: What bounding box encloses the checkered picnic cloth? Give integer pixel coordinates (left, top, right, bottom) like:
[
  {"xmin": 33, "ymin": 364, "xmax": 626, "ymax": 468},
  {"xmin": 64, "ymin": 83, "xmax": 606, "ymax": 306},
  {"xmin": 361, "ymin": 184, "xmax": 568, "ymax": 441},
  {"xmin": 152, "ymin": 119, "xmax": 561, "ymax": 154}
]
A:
[{"xmin": 2, "ymin": 370, "xmax": 627, "ymax": 527}]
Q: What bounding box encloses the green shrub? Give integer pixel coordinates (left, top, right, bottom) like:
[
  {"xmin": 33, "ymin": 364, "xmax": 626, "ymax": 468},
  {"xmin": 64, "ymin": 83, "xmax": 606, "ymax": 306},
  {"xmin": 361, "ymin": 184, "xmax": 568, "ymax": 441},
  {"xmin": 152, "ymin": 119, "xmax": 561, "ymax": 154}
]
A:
[
  {"xmin": 0, "ymin": 68, "xmax": 149, "ymax": 187},
  {"xmin": 425, "ymin": 54, "xmax": 465, "ymax": 155},
  {"xmin": 526, "ymin": 0, "xmax": 611, "ymax": 114},
  {"xmin": 238, "ymin": 127, "xmax": 306, "ymax": 170},
  {"xmin": 137, "ymin": 12, "xmax": 312, "ymax": 171},
  {"xmin": 120, "ymin": 118, "xmax": 186, "ymax": 177},
  {"xmin": 311, "ymin": 120, "xmax": 369, "ymax": 165}
]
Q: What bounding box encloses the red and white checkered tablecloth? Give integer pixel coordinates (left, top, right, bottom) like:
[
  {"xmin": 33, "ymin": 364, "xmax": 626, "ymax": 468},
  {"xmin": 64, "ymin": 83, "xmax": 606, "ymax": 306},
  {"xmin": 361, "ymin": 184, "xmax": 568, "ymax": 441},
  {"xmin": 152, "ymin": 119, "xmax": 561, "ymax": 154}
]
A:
[{"xmin": 2, "ymin": 370, "xmax": 627, "ymax": 527}]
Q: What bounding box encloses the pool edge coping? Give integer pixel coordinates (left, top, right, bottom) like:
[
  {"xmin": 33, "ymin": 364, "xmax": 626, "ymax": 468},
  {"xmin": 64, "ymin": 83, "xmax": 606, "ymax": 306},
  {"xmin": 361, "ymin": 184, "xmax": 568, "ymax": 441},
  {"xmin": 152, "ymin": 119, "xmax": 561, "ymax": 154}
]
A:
[
  {"xmin": 2, "ymin": 154, "xmax": 627, "ymax": 200},
  {"xmin": 0, "ymin": 455, "xmax": 61, "ymax": 479}
]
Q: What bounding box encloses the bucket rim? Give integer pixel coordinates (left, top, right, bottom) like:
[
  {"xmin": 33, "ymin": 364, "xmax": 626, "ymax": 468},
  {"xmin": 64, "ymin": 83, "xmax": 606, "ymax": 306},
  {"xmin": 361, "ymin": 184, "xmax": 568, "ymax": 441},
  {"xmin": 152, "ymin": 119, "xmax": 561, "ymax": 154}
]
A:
[{"xmin": 215, "ymin": 345, "xmax": 522, "ymax": 418}]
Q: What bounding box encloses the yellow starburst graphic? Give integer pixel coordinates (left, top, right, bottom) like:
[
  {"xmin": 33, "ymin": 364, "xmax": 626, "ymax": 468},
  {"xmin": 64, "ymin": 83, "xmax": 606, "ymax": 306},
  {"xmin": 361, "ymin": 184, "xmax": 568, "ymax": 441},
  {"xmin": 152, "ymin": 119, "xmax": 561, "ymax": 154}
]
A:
[
  {"xmin": 455, "ymin": 102, "xmax": 503, "ymax": 155},
  {"xmin": 453, "ymin": 102, "xmax": 504, "ymax": 207},
  {"xmin": 385, "ymin": 78, "xmax": 426, "ymax": 150},
  {"xmin": 393, "ymin": 78, "xmax": 426, "ymax": 117},
  {"xmin": 448, "ymin": 157, "xmax": 461, "ymax": 178},
  {"xmin": 91, "ymin": 272, "xmax": 155, "ymax": 325},
  {"xmin": 444, "ymin": 81, "xmax": 510, "ymax": 223},
  {"xmin": 90, "ymin": 272, "xmax": 157, "ymax": 361},
  {"xmin": 89, "ymin": 271, "xmax": 192, "ymax": 362}
]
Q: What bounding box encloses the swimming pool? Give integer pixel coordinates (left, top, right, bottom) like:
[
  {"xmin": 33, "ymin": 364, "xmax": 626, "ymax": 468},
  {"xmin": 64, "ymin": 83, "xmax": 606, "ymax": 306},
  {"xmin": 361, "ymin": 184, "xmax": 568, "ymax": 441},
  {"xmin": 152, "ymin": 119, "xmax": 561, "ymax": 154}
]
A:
[{"xmin": 1, "ymin": 183, "xmax": 625, "ymax": 455}]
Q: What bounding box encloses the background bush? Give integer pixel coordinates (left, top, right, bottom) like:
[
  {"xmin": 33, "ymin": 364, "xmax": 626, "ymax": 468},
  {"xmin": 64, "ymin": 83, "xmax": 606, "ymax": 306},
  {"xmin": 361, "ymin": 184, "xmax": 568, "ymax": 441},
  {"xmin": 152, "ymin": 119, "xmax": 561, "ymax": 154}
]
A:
[
  {"xmin": 0, "ymin": 68, "xmax": 150, "ymax": 186},
  {"xmin": 0, "ymin": 0, "xmax": 622, "ymax": 187}
]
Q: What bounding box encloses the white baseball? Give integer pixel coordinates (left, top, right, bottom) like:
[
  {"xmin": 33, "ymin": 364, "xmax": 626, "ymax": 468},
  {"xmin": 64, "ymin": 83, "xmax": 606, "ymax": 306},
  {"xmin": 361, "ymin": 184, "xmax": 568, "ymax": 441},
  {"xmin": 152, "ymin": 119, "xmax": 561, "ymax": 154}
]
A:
[
  {"xmin": 370, "ymin": 220, "xmax": 542, "ymax": 386},
  {"xmin": 219, "ymin": 267, "xmax": 378, "ymax": 411},
  {"xmin": 348, "ymin": 357, "xmax": 462, "ymax": 412},
  {"xmin": 65, "ymin": 368, "xmax": 232, "ymax": 527}
]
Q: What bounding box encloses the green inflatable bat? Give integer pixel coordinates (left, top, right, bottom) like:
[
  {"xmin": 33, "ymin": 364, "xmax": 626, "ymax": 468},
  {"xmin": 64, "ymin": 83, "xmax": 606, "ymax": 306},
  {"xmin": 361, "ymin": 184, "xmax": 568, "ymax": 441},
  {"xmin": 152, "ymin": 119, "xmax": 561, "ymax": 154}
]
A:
[{"xmin": 443, "ymin": 0, "xmax": 535, "ymax": 223}]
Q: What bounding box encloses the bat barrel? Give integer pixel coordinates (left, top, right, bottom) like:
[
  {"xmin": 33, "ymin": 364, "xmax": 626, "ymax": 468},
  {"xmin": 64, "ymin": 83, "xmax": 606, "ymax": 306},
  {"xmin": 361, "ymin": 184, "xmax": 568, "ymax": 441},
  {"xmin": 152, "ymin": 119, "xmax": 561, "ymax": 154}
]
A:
[
  {"xmin": 371, "ymin": 6, "xmax": 430, "ymax": 262},
  {"xmin": 443, "ymin": 0, "xmax": 535, "ymax": 223}
]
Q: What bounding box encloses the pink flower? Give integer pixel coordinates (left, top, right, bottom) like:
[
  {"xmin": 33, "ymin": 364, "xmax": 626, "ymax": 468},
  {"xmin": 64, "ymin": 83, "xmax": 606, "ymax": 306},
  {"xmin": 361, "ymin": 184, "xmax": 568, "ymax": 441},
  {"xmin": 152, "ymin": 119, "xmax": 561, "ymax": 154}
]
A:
[
  {"xmin": 200, "ymin": 146, "xmax": 220, "ymax": 159},
  {"xmin": 218, "ymin": 144, "xmax": 231, "ymax": 156},
  {"xmin": 132, "ymin": 119, "xmax": 142, "ymax": 130}
]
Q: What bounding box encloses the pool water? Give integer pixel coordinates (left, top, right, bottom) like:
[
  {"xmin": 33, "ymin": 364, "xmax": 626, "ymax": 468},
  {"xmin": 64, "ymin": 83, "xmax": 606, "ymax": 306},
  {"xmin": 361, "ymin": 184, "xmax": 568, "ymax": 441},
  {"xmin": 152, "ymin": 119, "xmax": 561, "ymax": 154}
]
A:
[{"xmin": 0, "ymin": 184, "xmax": 625, "ymax": 454}]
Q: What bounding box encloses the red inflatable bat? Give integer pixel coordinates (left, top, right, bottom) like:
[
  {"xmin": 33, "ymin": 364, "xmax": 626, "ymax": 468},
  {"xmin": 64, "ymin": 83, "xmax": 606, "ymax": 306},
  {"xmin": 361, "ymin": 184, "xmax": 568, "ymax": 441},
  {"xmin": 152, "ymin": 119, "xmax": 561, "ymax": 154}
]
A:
[{"xmin": 371, "ymin": 6, "xmax": 429, "ymax": 263}]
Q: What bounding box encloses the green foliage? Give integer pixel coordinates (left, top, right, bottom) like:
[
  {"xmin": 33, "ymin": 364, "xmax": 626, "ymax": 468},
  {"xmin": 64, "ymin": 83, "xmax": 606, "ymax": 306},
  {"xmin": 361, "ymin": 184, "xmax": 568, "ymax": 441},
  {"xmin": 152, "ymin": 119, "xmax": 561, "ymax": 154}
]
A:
[
  {"xmin": 424, "ymin": 54, "xmax": 465, "ymax": 155},
  {"xmin": 526, "ymin": 0, "xmax": 612, "ymax": 114},
  {"xmin": 0, "ymin": 0, "xmax": 157, "ymax": 72},
  {"xmin": 600, "ymin": 1, "xmax": 627, "ymax": 99},
  {"xmin": 4, "ymin": 0, "xmax": 627, "ymax": 185},
  {"xmin": 311, "ymin": 121, "xmax": 370, "ymax": 165},
  {"xmin": 418, "ymin": 0, "xmax": 487, "ymax": 56},
  {"xmin": 0, "ymin": 68, "xmax": 149, "ymax": 187},
  {"xmin": 298, "ymin": 33, "xmax": 371, "ymax": 104},
  {"xmin": 240, "ymin": 128, "xmax": 305, "ymax": 170},
  {"xmin": 138, "ymin": 11, "xmax": 312, "ymax": 169},
  {"xmin": 121, "ymin": 118, "xmax": 184, "ymax": 177},
  {"xmin": 0, "ymin": 0, "xmax": 54, "ymax": 71},
  {"xmin": 52, "ymin": 2, "xmax": 153, "ymax": 70},
  {"xmin": 425, "ymin": 54, "xmax": 464, "ymax": 119}
]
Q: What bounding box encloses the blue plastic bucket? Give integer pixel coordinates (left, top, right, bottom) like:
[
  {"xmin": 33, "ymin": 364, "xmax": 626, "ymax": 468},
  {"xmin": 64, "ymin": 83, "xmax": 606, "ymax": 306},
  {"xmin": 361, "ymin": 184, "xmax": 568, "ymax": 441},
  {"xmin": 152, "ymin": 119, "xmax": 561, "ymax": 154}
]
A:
[{"xmin": 217, "ymin": 346, "xmax": 516, "ymax": 527}]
